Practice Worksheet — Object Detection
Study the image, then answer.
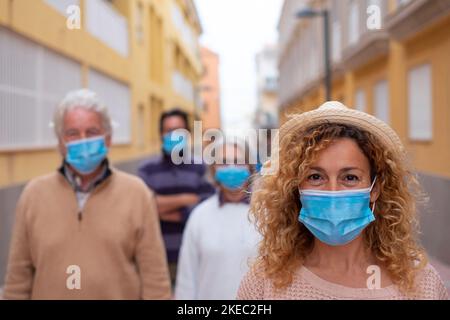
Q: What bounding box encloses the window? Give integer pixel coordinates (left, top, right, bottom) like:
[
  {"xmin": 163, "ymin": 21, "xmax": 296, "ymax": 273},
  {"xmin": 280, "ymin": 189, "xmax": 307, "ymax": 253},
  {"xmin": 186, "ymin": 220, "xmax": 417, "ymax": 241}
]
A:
[
  {"xmin": 0, "ymin": 27, "xmax": 82, "ymax": 150},
  {"xmin": 172, "ymin": 71, "xmax": 194, "ymax": 103},
  {"xmin": 348, "ymin": 0, "xmax": 360, "ymax": 45},
  {"xmin": 85, "ymin": 0, "xmax": 129, "ymax": 57},
  {"xmin": 88, "ymin": 69, "xmax": 131, "ymax": 144},
  {"xmin": 408, "ymin": 64, "xmax": 432, "ymax": 141},
  {"xmin": 331, "ymin": 0, "xmax": 342, "ymax": 62},
  {"xmin": 374, "ymin": 80, "xmax": 390, "ymax": 124},
  {"xmin": 45, "ymin": 0, "xmax": 80, "ymax": 16},
  {"xmin": 355, "ymin": 89, "xmax": 366, "ymax": 112},
  {"xmin": 332, "ymin": 20, "xmax": 342, "ymax": 62},
  {"xmin": 171, "ymin": 3, "xmax": 197, "ymax": 56}
]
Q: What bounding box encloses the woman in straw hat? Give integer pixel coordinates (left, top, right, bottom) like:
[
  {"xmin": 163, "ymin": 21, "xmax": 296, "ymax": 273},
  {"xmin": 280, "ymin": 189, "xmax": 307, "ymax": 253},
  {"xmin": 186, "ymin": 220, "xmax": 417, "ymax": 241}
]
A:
[{"xmin": 237, "ymin": 101, "xmax": 448, "ymax": 300}]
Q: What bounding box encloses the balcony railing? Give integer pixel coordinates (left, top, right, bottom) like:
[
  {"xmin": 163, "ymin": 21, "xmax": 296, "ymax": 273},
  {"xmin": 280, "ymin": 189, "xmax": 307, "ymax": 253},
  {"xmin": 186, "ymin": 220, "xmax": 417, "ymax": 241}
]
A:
[{"xmin": 171, "ymin": 3, "xmax": 200, "ymax": 62}]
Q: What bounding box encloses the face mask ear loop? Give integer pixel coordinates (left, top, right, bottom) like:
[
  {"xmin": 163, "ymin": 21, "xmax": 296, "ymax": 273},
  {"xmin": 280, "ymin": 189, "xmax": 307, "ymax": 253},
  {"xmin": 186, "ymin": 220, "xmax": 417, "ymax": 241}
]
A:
[
  {"xmin": 370, "ymin": 177, "xmax": 378, "ymax": 213},
  {"xmin": 369, "ymin": 176, "xmax": 377, "ymax": 192}
]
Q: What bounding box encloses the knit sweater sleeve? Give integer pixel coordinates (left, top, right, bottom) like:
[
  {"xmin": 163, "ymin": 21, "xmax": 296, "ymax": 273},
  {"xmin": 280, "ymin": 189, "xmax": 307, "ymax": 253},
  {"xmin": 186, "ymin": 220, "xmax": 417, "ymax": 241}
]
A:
[
  {"xmin": 414, "ymin": 264, "xmax": 449, "ymax": 300},
  {"xmin": 236, "ymin": 264, "xmax": 265, "ymax": 300}
]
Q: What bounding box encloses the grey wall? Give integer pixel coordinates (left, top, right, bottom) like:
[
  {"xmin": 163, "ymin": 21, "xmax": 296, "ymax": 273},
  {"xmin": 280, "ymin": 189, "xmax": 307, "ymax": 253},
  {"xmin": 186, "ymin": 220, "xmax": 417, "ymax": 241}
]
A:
[
  {"xmin": 418, "ymin": 173, "xmax": 450, "ymax": 266},
  {"xmin": 0, "ymin": 183, "xmax": 24, "ymax": 288},
  {"xmin": 1, "ymin": 165, "xmax": 449, "ymax": 287}
]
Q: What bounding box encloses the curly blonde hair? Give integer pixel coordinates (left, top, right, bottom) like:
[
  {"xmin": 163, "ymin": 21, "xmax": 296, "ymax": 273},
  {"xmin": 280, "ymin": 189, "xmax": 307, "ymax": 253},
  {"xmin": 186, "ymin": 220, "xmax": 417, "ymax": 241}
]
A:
[{"xmin": 250, "ymin": 122, "xmax": 428, "ymax": 293}]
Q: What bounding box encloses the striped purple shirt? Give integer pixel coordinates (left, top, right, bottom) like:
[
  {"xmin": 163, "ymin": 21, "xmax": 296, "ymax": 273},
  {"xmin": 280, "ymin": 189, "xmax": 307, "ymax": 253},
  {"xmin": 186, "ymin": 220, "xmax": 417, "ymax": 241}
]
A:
[{"xmin": 138, "ymin": 153, "xmax": 215, "ymax": 263}]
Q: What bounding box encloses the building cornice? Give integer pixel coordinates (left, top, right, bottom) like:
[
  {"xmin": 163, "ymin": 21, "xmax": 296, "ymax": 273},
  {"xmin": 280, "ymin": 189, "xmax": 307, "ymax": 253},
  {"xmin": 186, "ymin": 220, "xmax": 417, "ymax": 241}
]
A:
[
  {"xmin": 385, "ymin": 0, "xmax": 450, "ymax": 41},
  {"xmin": 341, "ymin": 31, "xmax": 390, "ymax": 71}
]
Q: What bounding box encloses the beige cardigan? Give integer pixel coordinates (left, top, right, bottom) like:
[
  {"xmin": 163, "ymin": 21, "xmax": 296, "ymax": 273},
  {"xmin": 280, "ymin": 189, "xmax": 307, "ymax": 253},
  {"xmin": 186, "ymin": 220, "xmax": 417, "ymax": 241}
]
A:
[{"xmin": 3, "ymin": 169, "xmax": 171, "ymax": 300}]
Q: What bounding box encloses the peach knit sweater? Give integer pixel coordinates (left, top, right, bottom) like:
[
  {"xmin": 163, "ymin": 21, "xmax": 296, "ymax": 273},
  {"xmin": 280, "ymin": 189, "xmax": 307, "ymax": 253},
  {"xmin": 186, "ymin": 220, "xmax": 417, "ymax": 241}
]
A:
[{"xmin": 237, "ymin": 264, "xmax": 448, "ymax": 300}]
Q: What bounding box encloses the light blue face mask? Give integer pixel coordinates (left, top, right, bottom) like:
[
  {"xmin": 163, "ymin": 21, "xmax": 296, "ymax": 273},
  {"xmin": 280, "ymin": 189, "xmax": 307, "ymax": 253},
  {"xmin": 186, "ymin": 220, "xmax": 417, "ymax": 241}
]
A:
[
  {"xmin": 66, "ymin": 136, "xmax": 108, "ymax": 175},
  {"xmin": 162, "ymin": 131, "xmax": 187, "ymax": 155},
  {"xmin": 215, "ymin": 166, "xmax": 251, "ymax": 190},
  {"xmin": 298, "ymin": 177, "xmax": 377, "ymax": 246}
]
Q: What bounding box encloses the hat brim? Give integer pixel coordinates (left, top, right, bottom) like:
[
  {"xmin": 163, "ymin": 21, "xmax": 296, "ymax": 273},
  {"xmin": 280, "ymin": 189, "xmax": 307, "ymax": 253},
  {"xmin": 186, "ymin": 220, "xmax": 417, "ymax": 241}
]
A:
[{"xmin": 279, "ymin": 106, "xmax": 405, "ymax": 160}]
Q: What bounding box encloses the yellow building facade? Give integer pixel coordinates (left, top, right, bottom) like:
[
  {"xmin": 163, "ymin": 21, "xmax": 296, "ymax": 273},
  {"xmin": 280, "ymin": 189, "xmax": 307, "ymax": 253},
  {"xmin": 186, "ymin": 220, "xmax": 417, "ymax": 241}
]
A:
[
  {"xmin": 278, "ymin": 0, "xmax": 450, "ymax": 266},
  {"xmin": 0, "ymin": 0, "xmax": 203, "ymax": 188},
  {"xmin": 279, "ymin": 0, "xmax": 450, "ymax": 178}
]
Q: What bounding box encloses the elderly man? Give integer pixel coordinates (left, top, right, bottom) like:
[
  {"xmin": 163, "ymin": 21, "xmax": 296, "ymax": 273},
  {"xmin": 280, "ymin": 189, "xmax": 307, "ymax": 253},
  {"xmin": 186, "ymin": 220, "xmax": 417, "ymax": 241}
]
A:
[{"xmin": 3, "ymin": 89, "xmax": 171, "ymax": 299}]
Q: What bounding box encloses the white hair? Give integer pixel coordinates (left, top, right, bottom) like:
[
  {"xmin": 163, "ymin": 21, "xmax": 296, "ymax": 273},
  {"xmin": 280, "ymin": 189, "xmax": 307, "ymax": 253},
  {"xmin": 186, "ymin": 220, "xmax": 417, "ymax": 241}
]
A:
[{"xmin": 53, "ymin": 89, "xmax": 112, "ymax": 137}]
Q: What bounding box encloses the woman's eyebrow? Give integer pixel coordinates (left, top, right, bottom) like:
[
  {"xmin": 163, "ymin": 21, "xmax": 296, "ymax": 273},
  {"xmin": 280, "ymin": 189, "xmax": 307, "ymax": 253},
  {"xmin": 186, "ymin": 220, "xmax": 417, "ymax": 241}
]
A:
[
  {"xmin": 339, "ymin": 167, "xmax": 363, "ymax": 173},
  {"xmin": 309, "ymin": 167, "xmax": 326, "ymax": 172}
]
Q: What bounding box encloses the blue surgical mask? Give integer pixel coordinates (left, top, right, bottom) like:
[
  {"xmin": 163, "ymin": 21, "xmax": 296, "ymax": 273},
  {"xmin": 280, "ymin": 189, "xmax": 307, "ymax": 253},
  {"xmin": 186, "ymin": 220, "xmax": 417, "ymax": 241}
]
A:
[
  {"xmin": 215, "ymin": 166, "xmax": 251, "ymax": 190},
  {"xmin": 162, "ymin": 131, "xmax": 187, "ymax": 155},
  {"xmin": 66, "ymin": 136, "xmax": 108, "ymax": 175},
  {"xmin": 298, "ymin": 178, "xmax": 377, "ymax": 246}
]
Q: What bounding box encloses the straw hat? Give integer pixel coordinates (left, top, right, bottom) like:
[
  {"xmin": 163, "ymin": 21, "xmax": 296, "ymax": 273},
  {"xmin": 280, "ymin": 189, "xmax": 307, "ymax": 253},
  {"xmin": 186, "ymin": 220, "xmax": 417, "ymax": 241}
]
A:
[{"xmin": 279, "ymin": 101, "xmax": 405, "ymax": 159}]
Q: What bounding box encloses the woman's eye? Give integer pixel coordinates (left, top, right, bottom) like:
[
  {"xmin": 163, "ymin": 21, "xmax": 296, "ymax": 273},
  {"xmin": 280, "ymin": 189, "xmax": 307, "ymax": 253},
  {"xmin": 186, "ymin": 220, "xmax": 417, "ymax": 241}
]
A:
[
  {"xmin": 343, "ymin": 175, "xmax": 359, "ymax": 182},
  {"xmin": 308, "ymin": 174, "xmax": 322, "ymax": 181}
]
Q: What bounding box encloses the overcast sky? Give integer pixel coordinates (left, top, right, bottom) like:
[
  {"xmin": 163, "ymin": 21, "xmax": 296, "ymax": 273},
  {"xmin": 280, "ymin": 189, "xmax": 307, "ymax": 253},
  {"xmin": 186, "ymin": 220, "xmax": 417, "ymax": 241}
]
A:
[{"xmin": 195, "ymin": 0, "xmax": 284, "ymax": 131}]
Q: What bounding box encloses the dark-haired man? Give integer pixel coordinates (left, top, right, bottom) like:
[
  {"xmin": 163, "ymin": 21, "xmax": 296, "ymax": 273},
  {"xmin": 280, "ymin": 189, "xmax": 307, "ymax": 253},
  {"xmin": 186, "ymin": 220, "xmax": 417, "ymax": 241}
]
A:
[{"xmin": 138, "ymin": 109, "xmax": 215, "ymax": 285}]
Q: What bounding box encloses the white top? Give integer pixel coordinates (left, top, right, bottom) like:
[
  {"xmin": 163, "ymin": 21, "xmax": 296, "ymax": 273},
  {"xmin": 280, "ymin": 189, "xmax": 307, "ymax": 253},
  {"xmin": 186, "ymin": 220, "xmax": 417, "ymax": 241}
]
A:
[{"xmin": 175, "ymin": 194, "xmax": 261, "ymax": 300}]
